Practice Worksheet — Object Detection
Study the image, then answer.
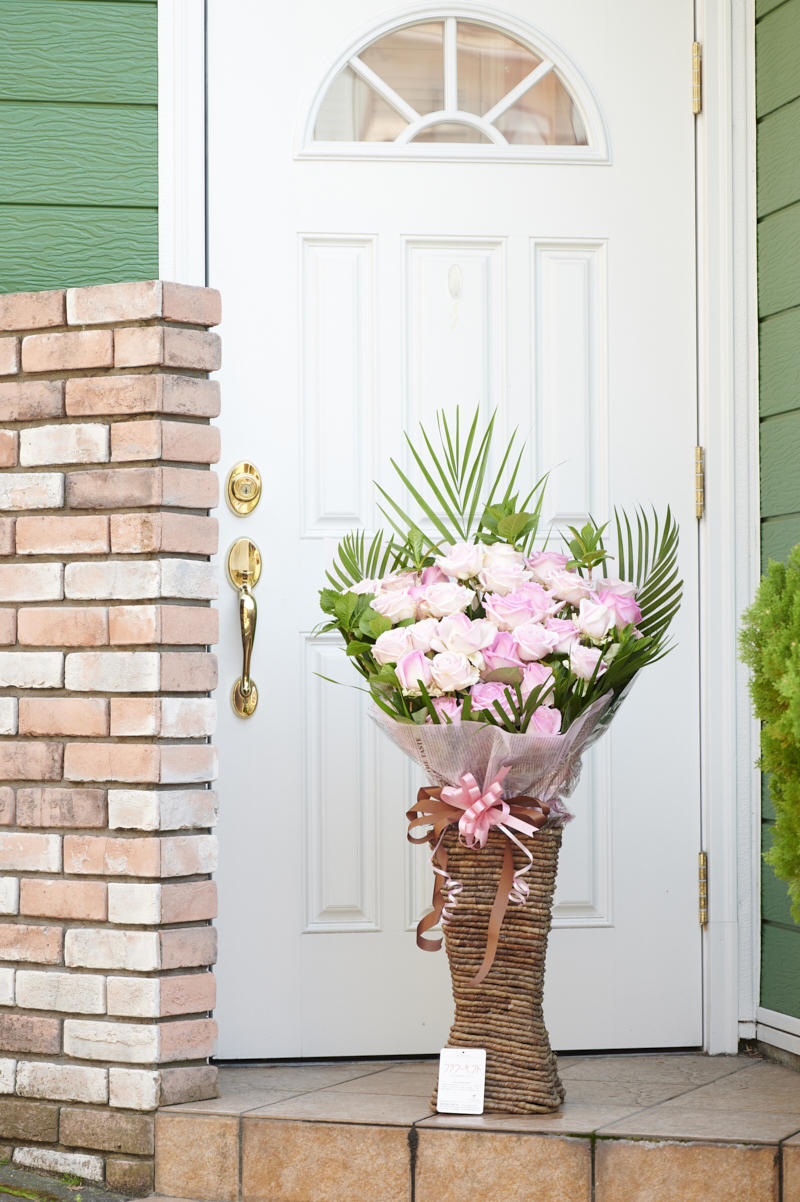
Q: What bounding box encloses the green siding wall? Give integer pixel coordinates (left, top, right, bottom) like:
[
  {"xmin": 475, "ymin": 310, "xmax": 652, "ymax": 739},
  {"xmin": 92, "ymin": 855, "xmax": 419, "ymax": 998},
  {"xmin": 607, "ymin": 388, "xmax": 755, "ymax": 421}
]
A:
[
  {"xmin": 757, "ymin": 0, "xmax": 800, "ymax": 1020},
  {"xmin": 0, "ymin": 0, "xmax": 158, "ymax": 294}
]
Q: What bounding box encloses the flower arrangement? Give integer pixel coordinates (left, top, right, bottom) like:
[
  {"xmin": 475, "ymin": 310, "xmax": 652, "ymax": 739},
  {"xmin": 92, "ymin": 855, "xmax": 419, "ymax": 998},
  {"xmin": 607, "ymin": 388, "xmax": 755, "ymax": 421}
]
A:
[
  {"xmin": 319, "ymin": 409, "xmax": 681, "ymax": 738},
  {"xmin": 317, "ymin": 408, "xmax": 683, "ymax": 1115}
]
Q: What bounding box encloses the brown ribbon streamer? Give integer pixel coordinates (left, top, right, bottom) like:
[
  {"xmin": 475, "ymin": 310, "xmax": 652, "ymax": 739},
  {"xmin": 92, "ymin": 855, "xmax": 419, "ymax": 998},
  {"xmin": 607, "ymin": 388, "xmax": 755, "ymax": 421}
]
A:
[{"xmin": 407, "ymin": 786, "xmax": 551, "ymax": 986}]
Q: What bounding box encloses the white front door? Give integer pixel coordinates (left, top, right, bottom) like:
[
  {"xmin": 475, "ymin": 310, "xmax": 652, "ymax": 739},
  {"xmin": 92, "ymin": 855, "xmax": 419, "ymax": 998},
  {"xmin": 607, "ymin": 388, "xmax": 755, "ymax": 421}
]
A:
[{"xmin": 207, "ymin": 0, "xmax": 702, "ymax": 1058}]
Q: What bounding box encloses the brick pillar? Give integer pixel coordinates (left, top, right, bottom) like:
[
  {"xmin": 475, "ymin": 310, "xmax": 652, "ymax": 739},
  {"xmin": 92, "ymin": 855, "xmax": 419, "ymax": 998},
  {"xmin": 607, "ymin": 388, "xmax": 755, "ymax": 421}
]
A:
[{"xmin": 0, "ymin": 281, "xmax": 221, "ymax": 1194}]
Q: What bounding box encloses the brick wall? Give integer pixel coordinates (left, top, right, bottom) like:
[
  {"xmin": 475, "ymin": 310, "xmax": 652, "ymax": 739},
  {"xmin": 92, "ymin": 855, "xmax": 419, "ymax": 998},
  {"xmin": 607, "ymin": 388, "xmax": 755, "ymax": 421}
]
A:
[{"xmin": 0, "ymin": 281, "xmax": 221, "ymax": 1194}]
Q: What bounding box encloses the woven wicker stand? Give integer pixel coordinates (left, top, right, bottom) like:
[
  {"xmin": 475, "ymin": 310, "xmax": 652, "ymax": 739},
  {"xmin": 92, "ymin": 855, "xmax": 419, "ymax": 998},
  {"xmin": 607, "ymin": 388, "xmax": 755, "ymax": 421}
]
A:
[{"xmin": 431, "ymin": 824, "xmax": 564, "ymax": 1114}]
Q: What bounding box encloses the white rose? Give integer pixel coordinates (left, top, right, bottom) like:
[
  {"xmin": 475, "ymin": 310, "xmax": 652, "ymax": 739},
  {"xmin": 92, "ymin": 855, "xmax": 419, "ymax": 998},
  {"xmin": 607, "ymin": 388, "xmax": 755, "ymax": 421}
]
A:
[
  {"xmin": 418, "ymin": 582, "xmax": 475, "ymax": 618},
  {"xmin": 432, "ymin": 613, "xmax": 497, "ymax": 656},
  {"xmin": 430, "ymin": 651, "xmax": 480, "ymax": 692},
  {"xmin": 574, "ymin": 597, "xmax": 615, "ymax": 642},
  {"xmin": 435, "ymin": 541, "xmax": 484, "ymax": 580},
  {"xmin": 512, "ymin": 621, "xmax": 561, "ymax": 662},
  {"xmin": 372, "ymin": 627, "xmax": 414, "ymax": 665},
  {"xmin": 408, "ymin": 617, "xmax": 439, "ymax": 652},
  {"xmin": 347, "ymin": 578, "xmax": 379, "ymax": 595},
  {"xmin": 371, "ymin": 589, "xmax": 418, "ymax": 623},
  {"xmin": 548, "ymin": 570, "xmax": 592, "ymax": 605},
  {"xmin": 569, "ymin": 644, "xmax": 606, "ymax": 680}
]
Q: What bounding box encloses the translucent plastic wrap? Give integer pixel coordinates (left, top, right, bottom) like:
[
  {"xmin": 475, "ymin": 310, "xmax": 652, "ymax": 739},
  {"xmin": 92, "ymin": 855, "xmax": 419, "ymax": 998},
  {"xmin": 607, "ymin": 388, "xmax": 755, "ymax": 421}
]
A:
[{"xmin": 373, "ymin": 691, "xmax": 614, "ymax": 822}]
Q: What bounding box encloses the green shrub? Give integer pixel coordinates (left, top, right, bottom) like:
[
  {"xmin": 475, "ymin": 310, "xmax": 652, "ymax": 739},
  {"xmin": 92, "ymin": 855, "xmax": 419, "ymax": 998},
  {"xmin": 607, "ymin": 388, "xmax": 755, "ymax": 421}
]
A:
[{"xmin": 740, "ymin": 544, "xmax": 800, "ymax": 921}]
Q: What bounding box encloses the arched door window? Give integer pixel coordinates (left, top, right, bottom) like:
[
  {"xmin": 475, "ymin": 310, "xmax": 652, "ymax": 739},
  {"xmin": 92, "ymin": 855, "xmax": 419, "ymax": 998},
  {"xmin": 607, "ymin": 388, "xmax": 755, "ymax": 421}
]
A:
[{"xmin": 306, "ymin": 14, "xmax": 606, "ymax": 158}]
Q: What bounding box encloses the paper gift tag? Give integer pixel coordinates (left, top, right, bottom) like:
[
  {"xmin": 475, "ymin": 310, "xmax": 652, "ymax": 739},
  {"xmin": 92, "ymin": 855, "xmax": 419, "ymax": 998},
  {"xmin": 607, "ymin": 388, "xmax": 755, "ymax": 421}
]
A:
[{"xmin": 436, "ymin": 1047, "xmax": 486, "ymax": 1114}]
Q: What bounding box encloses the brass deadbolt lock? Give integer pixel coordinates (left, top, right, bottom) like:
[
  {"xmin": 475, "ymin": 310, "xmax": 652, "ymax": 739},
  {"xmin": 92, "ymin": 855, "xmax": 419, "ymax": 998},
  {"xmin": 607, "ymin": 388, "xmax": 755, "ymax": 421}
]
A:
[{"xmin": 226, "ymin": 462, "xmax": 262, "ymax": 515}]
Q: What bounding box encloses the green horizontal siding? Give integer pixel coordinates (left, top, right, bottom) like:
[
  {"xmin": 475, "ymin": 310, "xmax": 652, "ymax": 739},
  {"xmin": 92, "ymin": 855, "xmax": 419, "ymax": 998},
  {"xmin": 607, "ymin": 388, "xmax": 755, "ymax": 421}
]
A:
[
  {"xmin": 0, "ymin": 102, "xmax": 157, "ymax": 207},
  {"xmin": 0, "ymin": 0, "xmax": 158, "ymax": 293},
  {"xmin": 757, "ymin": 0, "xmax": 800, "ymax": 1020},
  {"xmin": 0, "ymin": 1, "xmax": 156, "ymax": 104},
  {"xmin": 758, "ymin": 98, "xmax": 800, "ymax": 217},
  {"xmin": 760, "ymin": 412, "xmax": 800, "ymax": 515},
  {"xmin": 759, "ymin": 308, "xmax": 800, "ymax": 416},
  {"xmin": 756, "ymin": 0, "xmax": 800, "ymax": 117},
  {"xmin": 0, "ymin": 206, "xmax": 157, "ymax": 294},
  {"xmin": 757, "ymin": 206, "xmax": 800, "ymax": 317}
]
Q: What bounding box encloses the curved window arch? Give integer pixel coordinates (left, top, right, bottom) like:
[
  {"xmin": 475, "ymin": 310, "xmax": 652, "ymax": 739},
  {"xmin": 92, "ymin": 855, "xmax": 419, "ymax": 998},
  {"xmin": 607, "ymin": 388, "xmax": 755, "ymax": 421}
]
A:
[{"xmin": 305, "ymin": 13, "xmax": 607, "ymax": 159}]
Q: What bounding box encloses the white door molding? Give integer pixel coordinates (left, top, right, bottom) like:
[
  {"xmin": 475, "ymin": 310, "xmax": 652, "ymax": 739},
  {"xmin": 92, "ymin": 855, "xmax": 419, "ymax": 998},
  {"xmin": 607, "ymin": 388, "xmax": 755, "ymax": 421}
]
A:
[
  {"xmin": 158, "ymin": 0, "xmax": 207, "ymax": 285},
  {"xmin": 159, "ymin": 0, "xmax": 763, "ymax": 1055},
  {"xmin": 695, "ymin": 0, "xmax": 761, "ymax": 1053}
]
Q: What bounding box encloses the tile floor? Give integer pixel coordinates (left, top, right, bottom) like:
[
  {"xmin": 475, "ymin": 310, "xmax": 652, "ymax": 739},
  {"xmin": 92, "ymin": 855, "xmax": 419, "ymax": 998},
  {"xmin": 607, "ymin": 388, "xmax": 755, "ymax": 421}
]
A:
[{"xmin": 149, "ymin": 1051, "xmax": 800, "ymax": 1201}]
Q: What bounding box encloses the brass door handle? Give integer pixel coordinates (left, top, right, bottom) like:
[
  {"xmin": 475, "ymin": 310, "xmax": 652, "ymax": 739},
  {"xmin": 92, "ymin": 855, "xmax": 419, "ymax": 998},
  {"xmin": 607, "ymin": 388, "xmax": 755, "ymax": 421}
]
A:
[{"xmin": 227, "ymin": 538, "xmax": 262, "ymax": 717}]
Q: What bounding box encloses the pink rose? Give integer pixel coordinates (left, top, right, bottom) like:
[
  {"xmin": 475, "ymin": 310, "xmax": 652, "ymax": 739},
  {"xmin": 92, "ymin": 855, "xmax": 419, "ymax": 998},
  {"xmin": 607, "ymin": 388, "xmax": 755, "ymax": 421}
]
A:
[
  {"xmin": 482, "ymin": 631, "xmax": 524, "ymax": 672},
  {"xmin": 432, "ymin": 613, "xmax": 497, "ymax": 657},
  {"xmin": 529, "ymin": 705, "xmax": 562, "ymax": 735},
  {"xmin": 420, "ymin": 564, "xmax": 449, "ymax": 586},
  {"xmin": 520, "ymin": 662, "xmax": 554, "ymax": 703},
  {"xmin": 380, "ymin": 570, "xmax": 419, "ymax": 592},
  {"xmin": 435, "ymin": 541, "xmax": 484, "ymax": 580},
  {"xmin": 371, "ymin": 589, "xmax": 418, "ymax": 623},
  {"xmin": 394, "ymin": 650, "xmax": 433, "ymax": 694},
  {"xmin": 372, "ymin": 627, "xmax": 413, "ymax": 665},
  {"xmin": 478, "ymin": 544, "xmax": 529, "ymax": 594},
  {"xmin": 527, "ymin": 551, "xmax": 569, "ymax": 584},
  {"xmin": 574, "ymin": 597, "xmax": 615, "ymax": 642},
  {"xmin": 347, "ymin": 578, "xmax": 380, "ymax": 595},
  {"xmin": 544, "ymin": 617, "xmax": 579, "ymax": 653},
  {"xmin": 601, "ymin": 576, "xmax": 637, "ymax": 598},
  {"xmin": 408, "ymin": 617, "xmax": 439, "ymax": 652},
  {"xmin": 427, "ymin": 696, "xmax": 463, "ymax": 724},
  {"xmin": 548, "ymin": 570, "xmax": 592, "ymax": 605},
  {"xmin": 430, "ymin": 651, "xmax": 480, "ymax": 692},
  {"xmin": 597, "ymin": 589, "xmax": 642, "ymax": 629},
  {"xmin": 569, "ymin": 644, "xmax": 606, "ymax": 681},
  {"xmin": 470, "ymin": 681, "xmax": 516, "ymax": 719},
  {"xmin": 483, "ymin": 585, "xmax": 552, "ymax": 631},
  {"xmin": 512, "ymin": 621, "xmax": 561, "ymax": 662},
  {"xmin": 418, "ymin": 581, "xmax": 474, "ymax": 618}
]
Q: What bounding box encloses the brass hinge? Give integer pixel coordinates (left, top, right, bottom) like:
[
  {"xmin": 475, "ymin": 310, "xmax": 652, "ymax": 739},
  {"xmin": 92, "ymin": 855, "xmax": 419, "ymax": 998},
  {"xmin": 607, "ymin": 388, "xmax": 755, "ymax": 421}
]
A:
[
  {"xmin": 695, "ymin": 446, "xmax": 705, "ymax": 519},
  {"xmin": 692, "ymin": 41, "xmax": 702, "ymax": 114},
  {"xmin": 698, "ymin": 851, "xmax": 708, "ymax": 927}
]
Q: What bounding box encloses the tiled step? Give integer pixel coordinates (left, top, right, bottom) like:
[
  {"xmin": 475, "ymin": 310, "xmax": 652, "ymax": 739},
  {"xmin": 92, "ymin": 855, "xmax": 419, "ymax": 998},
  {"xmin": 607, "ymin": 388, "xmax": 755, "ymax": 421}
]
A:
[{"xmin": 151, "ymin": 1052, "xmax": 800, "ymax": 1202}]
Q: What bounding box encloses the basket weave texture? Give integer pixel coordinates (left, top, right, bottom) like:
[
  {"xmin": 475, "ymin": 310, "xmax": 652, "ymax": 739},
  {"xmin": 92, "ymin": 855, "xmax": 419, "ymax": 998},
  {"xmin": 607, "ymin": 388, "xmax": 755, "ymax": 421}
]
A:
[{"xmin": 432, "ymin": 824, "xmax": 564, "ymax": 1114}]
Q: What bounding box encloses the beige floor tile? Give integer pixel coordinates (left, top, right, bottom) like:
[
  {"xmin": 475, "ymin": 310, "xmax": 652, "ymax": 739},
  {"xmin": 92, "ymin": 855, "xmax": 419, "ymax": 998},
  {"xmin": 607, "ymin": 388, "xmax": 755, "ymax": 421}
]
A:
[
  {"xmin": 162, "ymin": 1086, "xmax": 301, "ymax": 1115},
  {"xmin": 562, "ymin": 1076, "xmax": 690, "ymax": 1108},
  {"xmin": 415, "ymin": 1128, "xmax": 591, "ymax": 1202},
  {"xmin": 214, "ymin": 1062, "xmax": 392, "ymax": 1092},
  {"xmin": 155, "ymin": 1113, "xmax": 239, "ymax": 1202},
  {"xmin": 418, "ymin": 1102, "xmax": 641, "ymax": 1137},
  {"xmin": 656, "ymin": 1060, "xmax": 800, "ymax": 1115},
  {"xmin": 597, "ymin": 1105, "xmax": 800, "ymax": 1144},
  {"xmin": 241, "ymin": 1117, "xmax": 410, "ymax": 1201},
  {"xmin": 595, "ymin": 1139, "xmax": 779, "ymax": 1202},
  {"xmin": 324, "ymin": 1066, "xmax": 437, "ymax": 1096},
  {"xmin": 559, "ymin": 1052, "xmax": 747, "ymax": 1086},
  {"xmin": 247, "ymin": 1088, "xmax": 432, "ymax": 1125}
]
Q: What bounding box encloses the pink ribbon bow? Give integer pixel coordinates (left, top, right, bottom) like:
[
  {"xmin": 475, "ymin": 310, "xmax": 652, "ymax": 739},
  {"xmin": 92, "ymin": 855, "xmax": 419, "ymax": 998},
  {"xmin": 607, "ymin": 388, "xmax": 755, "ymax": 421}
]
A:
[{"xmin": 442, "ymin": 768, "xmax": 511, "ymax": 849}]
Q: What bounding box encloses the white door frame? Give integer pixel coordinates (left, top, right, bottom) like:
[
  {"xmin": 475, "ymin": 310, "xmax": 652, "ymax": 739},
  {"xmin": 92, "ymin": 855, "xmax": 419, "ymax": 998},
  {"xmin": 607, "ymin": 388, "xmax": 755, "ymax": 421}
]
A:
[{"xmin": 158, "ymin": 0, "xmax": 762, "ymax": 1056}]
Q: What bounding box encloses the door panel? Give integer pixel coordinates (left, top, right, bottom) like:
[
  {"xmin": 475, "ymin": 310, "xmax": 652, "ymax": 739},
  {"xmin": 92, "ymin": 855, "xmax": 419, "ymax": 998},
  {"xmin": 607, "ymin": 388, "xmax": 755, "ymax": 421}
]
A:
[{"xmin": 207, "ymin": 0, "xmax": 701, "ymax": 1056}]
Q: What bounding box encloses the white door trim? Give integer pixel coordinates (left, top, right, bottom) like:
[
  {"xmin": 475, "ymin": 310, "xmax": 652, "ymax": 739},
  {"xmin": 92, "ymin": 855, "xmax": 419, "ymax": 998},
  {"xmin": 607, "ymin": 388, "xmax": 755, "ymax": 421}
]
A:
[
  {"xmin": 695, "ymin": 0, "xmax": 761, "ymax": 1054},
  {"xmin": 157, "ymin": 0, "xmax": 207, "ymax": 285},
  {"xmin": 159, "ymin": 0, "xmax": 762, "ymax": 1054}
]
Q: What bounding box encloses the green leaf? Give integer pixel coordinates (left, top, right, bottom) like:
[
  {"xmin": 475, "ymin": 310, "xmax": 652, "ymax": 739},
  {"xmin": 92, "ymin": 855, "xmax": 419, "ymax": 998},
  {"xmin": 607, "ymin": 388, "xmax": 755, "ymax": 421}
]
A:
[{"xmin": 497, "ymin": 511, "xmax": 534, "ymax": 544}]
